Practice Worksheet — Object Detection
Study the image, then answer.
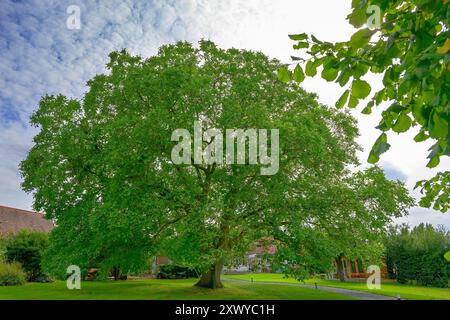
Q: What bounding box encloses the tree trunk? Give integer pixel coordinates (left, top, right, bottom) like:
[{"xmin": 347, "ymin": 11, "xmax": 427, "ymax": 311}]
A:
[
  {"xmin": 112, "ymin": 266, "xmax": 121, "ymax": 280},
  {"xmin": 195, "ymin": 259, "xmax": 224, "ymax": 289},
  {"xmin": 336, "ymin": 256, "xmax": 346, "ymax": 282}
]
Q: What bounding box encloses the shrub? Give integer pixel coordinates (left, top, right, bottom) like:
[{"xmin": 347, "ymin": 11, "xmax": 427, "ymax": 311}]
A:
[
  {"xmin": 0, "ymin": 262, "xmax": 26, "ymax": 286},
  {"xmin": 157, "ymin": 265, "xmax": 198, "ymax": 279},
  {"xmin": 385, "ymin": 224, "xmax": 450, "ymax": 288},
  {"xmin": 5, "ymin": 230, "xmax": 50, "ymax": 282},
  {"xmin": 0, "ymin": 236, "xmax": 8, "ymax": 262}
]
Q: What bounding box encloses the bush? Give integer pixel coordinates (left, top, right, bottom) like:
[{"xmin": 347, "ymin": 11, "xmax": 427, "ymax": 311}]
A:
[
  {"xmin": 157, "ymin": 265, "xmax": 198, "ymax": 279},
  {"xmin": 0, "ymin": 262, "xmax": 26, "ymax": 286},
  {"xmin": 0, "ymin": 236, "xmax": 8, "ymax": 262},
  {"xmin": 5, "ymin": 230, "xmax": 50, "ymax": 282},
  {"xmin": 385, "ymin": 224, "xmax": 450, "ymax": 288}
]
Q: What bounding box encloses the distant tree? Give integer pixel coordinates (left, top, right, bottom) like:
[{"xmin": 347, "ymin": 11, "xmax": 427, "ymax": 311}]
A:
[
  {"xmin": 321, "ymin": 167, "xmax": 414, "ymax": 281},
  {"xmin": 385, "ymin": 223, "xmax": 450, "ymax": 287},
  {"xmin": 21, "ymin": 40, "xmax": 413, "ymax": 288},
  {"xmin": 282, "ymin": 0, "xmax": 449, "ymax": 212}
]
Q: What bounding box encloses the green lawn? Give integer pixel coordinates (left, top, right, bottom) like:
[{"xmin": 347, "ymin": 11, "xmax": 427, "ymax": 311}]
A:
[
  {"xmin": 225, "ymin": 273, "xmax": 450, "ymax": 300},
  {"xmin": 0, "ymin": 278, "xmax": 355, "ymax": 300}
]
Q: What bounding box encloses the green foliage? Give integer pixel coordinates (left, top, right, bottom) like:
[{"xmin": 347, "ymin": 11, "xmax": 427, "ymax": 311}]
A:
[
  {"xmin": 385, "ymin": 224, "xmax": 450, "ymax": 287},
  {"xmin": 286, "ymin": 0, "xmax": 450, "ymax": 212},
  {"xmin": 157, "ymin": 265, "xmax": 198, "ymax": 279},
  {"xmin": 351, "ymin": 79, "xmax": 371, "ymax": 99},
  {"xmin": 5, "ymin": 231, "xmax": 50, "ymax": 282},
  {"xmin": 415, "ymin": 171, "xmax": 450, "ymax": 212},
  {"xmin": 368, "ymin": 133, "xmax": 390, "ymax": 164},
  {"xmin": 349, "ymin": 28, "xmax": 376, "ymax": 49},
  {"xmin": 268, "ymin": 166, "xmax": 414, "ymax": 279},
  {"xmin": 336, "ymin": 90, "xmax": 350, "ymax": 109},
  {"xmin": 277, "ymin": 66, "xmax": 290, "ymax": 82},
  {"xmin": 0, "ymin": 235, "xmax": 9, "ymax": 262},
  {"xmin": 0, "ymin": 262, "xmax": 26, "ymax": 286},
  {"xmin": 445, "ymin": 251, "xmax": 450, "ymax": 262},
  {"xmin": 21, "ymin": 40, "xmax": 413, "ymax": 284},
  {"xmin": 292, "ymin": 65, "xmax": 305, "ymax": 82}
]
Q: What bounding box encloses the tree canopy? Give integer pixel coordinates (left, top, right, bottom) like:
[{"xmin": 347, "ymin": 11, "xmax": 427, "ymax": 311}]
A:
[
  {"xmin": 282, "ymin": 0, "xmax": 449, "ymax": 212},
  {"xmin": 21, "ymin": 40, "xmax": 413, "ymax": 288}
]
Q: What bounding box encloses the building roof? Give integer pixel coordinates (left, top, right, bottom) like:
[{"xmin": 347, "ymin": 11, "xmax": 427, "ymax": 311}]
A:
[{"xmin": 0, "ymin": 205, "xmax": 54, "ymax": 235}]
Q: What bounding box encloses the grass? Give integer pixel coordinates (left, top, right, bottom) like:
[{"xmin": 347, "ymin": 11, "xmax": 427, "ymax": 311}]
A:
[
  {"xmin": 225, "ymin": 273, "xmax": 450, "ymax": 300},
  {"xmin": 0, "ymin": 278, "xmax": 355, "ymax": 300}
]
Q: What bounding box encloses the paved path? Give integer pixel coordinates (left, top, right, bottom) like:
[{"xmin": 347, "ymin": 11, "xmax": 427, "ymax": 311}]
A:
[{"xmin": 222, "ymin": 278, "xmax": 398, "ymax": 300}]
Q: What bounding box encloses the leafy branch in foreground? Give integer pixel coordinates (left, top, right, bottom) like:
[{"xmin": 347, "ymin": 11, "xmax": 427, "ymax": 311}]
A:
[
  {"xmin": 415, "ymin": 171, "xmax": 449, "ymax": 212},
  {"xmin": 280, "ymin": 0, "xmax": 449, "ymax": 212}
]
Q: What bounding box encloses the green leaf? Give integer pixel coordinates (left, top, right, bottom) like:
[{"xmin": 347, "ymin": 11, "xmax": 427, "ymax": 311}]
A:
[
  {"xmin": 426, "ymin": 155, "xmax": 440, "ymax": 168},
  {"xmin": 428, "ymin": 142, "xmax": 441, "ymax": 159},
  {"xmin": 290, "ymin": 56, "xmax": 303, "ymax": 61},
  {"xmin": 414, "ymin": 131, "xmax": 429, "ymax": 142},
  {"xmin": 347, "ymin": 8, "xmax": 367, "ymax": 28},
  {"xmin": 368, "ymin": 133, "xmax": 390, "ymax": 163},
  {"xmin": 292, "ymin": 65, "xmax": 305, "ymax": 83},
  {"xmin": 398, "ymin": 79, "xmax": 411, "ymax": 96},
  {"xmin": 376, "ymin": 119, "xmax": 390, "ymax": 131},
  {"xmin": 428, "ymin": 111, "xmax": 448, "ymax": 139},
  {"xmin": 311, "ymin": 35, "xmax": 322, "ymax": 44},
  {"xmin": 289, "ymin": 33, "xmax": 308, "ymax": 41},
  {"xmin": 305, "ymin": 60, "xmax": 317, "ymax": 77},
  {"xmin": 392, "ymin": 114, "xmax": 412, "ymax": 133},
  {"xmin": 293, "ymin": 42, "xmax": 309, "ymax": 49},
  {"xmin": 353, "ymin": 63, "xmax": 369, "ymax": 78},
  {"xmin": 351, "ymin": 79, "xmax": 371, "ymax": 99},
  {"xmin": 337, "ymin": 68, "xmax": 352, "ymax": 86},
  {"xmin": 445, "ymin": 251, "xmax": 450, "ymax": 262},
  {"xmin": 374, "ymin": 89, "xmax": 386, "ymax": 105},
  {"xmin": 362, "ymin": 101, "xmax": 374, "ymax": 114},
  {"xmin": 382, "ymin": 68, "xmax": 394, "ymax": 87},
  {"xmin": 386, "ymin": 103, "xmax": 403, "ymax": 114},
  {"xmin": 335, "ymin": 90, "xmax": 350, "ymax": 109},
  {"xmin": 277, "ymin": 66, "xmax": 290, "ymax": 83},
  {"xmin": 412, "ymin": 103, "xmax": 428, "ymax": 126},
  {"xmin": 349, "ymin": 29, "xmax": 375, "ymax": 49},
  {"xmin": 348, "ymin": 95, "xmax": 359, "ymax": 108},
  {"xmin": 322, "ymin": 67, "xmax": 339, "ymax": 81}
]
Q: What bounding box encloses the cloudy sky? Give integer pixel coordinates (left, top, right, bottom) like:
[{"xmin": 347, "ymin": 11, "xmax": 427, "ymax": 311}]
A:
[{"xmin": 0, "ymin": 0, "xmax": 449, "ymax": 227}]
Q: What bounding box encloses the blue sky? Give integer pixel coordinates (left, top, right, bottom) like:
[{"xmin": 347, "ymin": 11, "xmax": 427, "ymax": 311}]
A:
[{"xmin": 0, "ymin": 0, "xmax": 449, "ymax": 227}]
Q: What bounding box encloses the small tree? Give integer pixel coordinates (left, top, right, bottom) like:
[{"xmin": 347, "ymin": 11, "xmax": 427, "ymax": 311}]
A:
[{"xmin": 5, "ymin": 230, "xmax": 49, "ymax": 282}]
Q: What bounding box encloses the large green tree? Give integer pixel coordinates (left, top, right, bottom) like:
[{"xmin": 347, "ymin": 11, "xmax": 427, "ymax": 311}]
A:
[
  {"xmin": 21, "ymin": 41, "xmax": 412, "ymax": 288},
  {"xmin": 283, "ymin": 0, "xmax": 449, "ymax": 212}
]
